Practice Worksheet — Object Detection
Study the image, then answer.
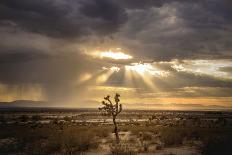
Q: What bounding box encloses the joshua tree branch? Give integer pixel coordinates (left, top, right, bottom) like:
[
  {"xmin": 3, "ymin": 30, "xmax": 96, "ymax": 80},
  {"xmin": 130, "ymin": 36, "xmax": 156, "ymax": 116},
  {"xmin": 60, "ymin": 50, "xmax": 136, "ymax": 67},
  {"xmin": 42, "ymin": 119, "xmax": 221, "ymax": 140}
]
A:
[{"xmin": 99, "ymin": 93, "xmax": 122, "ymax": 143}]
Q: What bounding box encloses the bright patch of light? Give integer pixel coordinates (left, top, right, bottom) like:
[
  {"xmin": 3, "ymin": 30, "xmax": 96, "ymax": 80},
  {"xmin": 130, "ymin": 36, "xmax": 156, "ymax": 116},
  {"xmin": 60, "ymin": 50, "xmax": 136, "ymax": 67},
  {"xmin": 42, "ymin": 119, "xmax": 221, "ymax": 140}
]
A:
[
  {"xmin": 110, "ymin": 66, "xmax": 120, "ymax": 72},
  {"xmin": 171, "ymin": 64, "xmax": 185, "ymax": 72},
  {"xmin": 86, "ymin": 48, "xmax": 133, "ymax": 60},
  {"xmin": 126, "ymin": 63, "xmax": 151, "ymax": 74},
  {"xmin": 102, "ymin": 66, "xmax": 121, "ymax": 72},
  {"xmin": 171, "ymin": 59, "xmax": 232, "ymax": 79},
  {"xmin": 100, "ymin": 51, "xmax": 132, "ymax": 60},
  {"xmin": 125, "ymin": 63, "xmax": 169, "ymax": 77}
]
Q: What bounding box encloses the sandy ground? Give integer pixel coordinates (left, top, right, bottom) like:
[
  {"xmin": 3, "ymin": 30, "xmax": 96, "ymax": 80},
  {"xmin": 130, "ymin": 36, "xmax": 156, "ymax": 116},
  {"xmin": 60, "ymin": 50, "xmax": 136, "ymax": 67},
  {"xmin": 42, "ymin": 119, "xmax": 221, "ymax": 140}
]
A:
[
  {"xmin": 84, "ymin": 131, "xmax": 201, "ymax": 155},
  {"xmin": 0, "ymin": 131, "xmax": 201, "ymax": 155}
]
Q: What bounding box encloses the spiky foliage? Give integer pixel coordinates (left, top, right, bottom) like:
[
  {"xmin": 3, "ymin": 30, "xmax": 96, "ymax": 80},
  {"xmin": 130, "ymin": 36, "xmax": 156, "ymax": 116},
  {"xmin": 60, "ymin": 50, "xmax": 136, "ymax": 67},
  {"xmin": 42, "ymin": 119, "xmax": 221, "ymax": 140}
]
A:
[
  {"xmin": 99, "ymin": 93, "xmax": 122, "ymax": 143},
  {"xmin": 99, "ymin": 93, "xmax": 122, "ymax": 117}
]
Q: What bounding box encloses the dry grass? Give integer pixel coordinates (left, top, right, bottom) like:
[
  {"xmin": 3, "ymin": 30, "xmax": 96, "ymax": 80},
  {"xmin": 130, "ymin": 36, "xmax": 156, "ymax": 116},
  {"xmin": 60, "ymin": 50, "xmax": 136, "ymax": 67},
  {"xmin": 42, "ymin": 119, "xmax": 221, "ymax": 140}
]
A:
[
  {"xmin": 0, "ymin": 123, "xmax": 232, "ymax": 154},
  {"xmin": 110, "ymin": 144, "xmax": 137, "ymax": 155}
]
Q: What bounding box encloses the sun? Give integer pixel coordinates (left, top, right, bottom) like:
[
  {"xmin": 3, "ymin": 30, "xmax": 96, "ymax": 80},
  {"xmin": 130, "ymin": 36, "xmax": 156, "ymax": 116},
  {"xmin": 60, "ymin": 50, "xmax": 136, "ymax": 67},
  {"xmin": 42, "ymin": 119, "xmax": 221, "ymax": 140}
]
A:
[
  {"xmin": 100, "ymin": 51, "xmax": 132, "ymax": 60},
  {"xmin": 125, "ymin": 63, "xmax": 170, "ymax": 76},
  {"xmin": 89, "ymin": 48, "xmax": 133, "ymax": 60}
]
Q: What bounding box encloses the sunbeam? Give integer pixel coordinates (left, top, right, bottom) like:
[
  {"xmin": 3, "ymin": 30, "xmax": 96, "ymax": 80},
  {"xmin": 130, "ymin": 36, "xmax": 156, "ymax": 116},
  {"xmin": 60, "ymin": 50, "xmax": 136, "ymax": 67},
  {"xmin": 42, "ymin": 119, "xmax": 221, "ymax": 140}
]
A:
[
  {"xmin": 124, "ymin": 63, "xmax": 169, "ymax": 90},
  {"xmin": 96, "ymin": 70, "xmax": 116, "ymax": 84}
]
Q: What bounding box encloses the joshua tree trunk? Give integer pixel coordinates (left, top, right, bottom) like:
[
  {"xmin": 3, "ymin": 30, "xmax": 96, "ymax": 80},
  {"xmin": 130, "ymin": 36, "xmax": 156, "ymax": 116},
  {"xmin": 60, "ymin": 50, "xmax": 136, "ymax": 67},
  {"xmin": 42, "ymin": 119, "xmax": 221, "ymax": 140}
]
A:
[
  {"xmin": 99, "ymin": 93, "xmax": 122, "ymax": 143},
  {"xmin": 113, "ymin": 116, "xmax": 119, "ymax": 143}
]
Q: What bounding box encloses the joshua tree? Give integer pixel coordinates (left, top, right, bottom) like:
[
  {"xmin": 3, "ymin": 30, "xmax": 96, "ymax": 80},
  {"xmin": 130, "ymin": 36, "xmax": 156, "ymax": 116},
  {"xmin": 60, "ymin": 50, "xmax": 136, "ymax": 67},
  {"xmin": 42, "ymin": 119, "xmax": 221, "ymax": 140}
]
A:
[{"xmin": 99, "ymin": 93, "xmax": 122, "ymax": 143}]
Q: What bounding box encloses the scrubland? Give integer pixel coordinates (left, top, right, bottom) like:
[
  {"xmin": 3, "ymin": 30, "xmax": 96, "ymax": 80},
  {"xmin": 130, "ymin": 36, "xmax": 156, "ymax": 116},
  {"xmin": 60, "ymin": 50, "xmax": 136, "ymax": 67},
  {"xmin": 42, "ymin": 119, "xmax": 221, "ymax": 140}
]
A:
[{"xmin": 0, "ymin": 110, "xmax": 232, "ymax": 155}]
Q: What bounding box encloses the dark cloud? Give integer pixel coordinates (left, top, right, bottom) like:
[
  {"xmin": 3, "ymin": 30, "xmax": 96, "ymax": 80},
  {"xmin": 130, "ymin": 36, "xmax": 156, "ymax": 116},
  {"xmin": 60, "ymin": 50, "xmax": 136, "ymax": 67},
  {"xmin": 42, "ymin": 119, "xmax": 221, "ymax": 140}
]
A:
[
  {"xmin": 0, "ymin": 0, "xmax": 127, "ymax": 38},
  {"xmin": 0, "ymin": 50, "xmax": 99, "ymax": 83},
  {"xmin": 118, "ymin": 0, "xmax": 200, "ymax": 10},
  {"xmin": 0, "ymin": 50, "xmax": 51, "ymax": 63},
  {"xmin": 201, "ymin": 0, "xmax": 232, "ymax": 23},
  {"xmin": 114, "ymin": 0, "xmax": 232, "ymax": 61},
  {"xmin": 1, "ymin": 0, "xmax": 232, "ymax": 61},
  {"xmin": 80, "ymin": 0, "xmax": 127, "ymax": 31},
  {"xmin": 166, "ymin": 71, "xmax": 232, "ymax": 88},
  {"xmin": 118, "ymin": 0, "xmax": 166, "ymax": 9}
]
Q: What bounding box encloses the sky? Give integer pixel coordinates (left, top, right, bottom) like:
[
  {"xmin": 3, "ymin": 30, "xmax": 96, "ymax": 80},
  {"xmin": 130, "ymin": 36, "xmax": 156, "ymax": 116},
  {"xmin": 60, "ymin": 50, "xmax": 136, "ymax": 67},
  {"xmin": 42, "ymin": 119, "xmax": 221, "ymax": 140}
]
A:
[{"xmin": 0, "ymin": 0, "xmax": 232, "ymax": 110}]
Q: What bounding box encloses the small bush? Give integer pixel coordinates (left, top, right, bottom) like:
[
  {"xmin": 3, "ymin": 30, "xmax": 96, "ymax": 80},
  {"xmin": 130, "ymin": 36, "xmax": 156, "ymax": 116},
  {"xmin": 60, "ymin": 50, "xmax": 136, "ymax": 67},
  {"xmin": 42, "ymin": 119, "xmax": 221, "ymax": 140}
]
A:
[
  {"xmin": 111, "ymin": 144, "xmax": 137, "ymax": 155},
  {"xmin": 0, "ymin": 138, "xmax": 19, "ymax": 154},
  {"xmin": 31, "ymin": 115, "xmax": 42, "ymax": 122},
  {"xmin": 19, "ymin": 115, "xmax": 29, "ymax": 122},
  {"xmin": 160, "ymin": 128, "xmax": 184, "ymax": 146},
  {"xmin": 24, "ymin": 139, "xmax": 48, "ymax": 155},
  {"xmin": 63, "ymin": 116, "xmax": 72, "ymax": 122},
  {"xmin": 92, "ymin": 127, "xmax": 111, "ymax": 138},
  {"xmin": 142, "ymin": 132, "xmax": 152, "ymax": 141},
  {"xmin": 202, "ymin": 134, "xmax": 232, "ymax": 155},
  {"xmin": 61, "ymin": 129, "xmax": 98, "ymax": 155}
]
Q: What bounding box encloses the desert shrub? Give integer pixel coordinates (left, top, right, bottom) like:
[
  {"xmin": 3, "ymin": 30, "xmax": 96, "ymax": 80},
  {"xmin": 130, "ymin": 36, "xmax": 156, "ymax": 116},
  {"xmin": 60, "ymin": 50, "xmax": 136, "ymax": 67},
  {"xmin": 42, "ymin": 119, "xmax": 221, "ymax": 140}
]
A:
[
  {"xmin": 160, "ymin": 128, "xmax": 184, "ymax": 146},
  {"xmin": 159, "ymin": 127, "xmax": 223, "ymax": 147},
  {"xmin": 187, "ymin": 130, "xmax": 200, "ymax": 140},
  {"xmin": 63, "ymin": 116, "xmax": 72, "ymax": 122},
  {"xmin": 93, "ymin": 127, "xmax": 111, "ymax": 138},
  {"xmin": 111, "ymin": 144, "xmax": 137, "ymax": 155},
  {"xmin": 0, "ymin": 138, "xmax": 19, "ymax": 154},
  {"xmin": 128, "ymin": 137, "xmax": 137, "ymax": 143},
  {"xmin": 0, "ymin": 115, "xmax": 6, "ymax": 124},
  {"xmin": 202, "ymin": 134, "xmax": 232, "ymax": 155},
  {"xmin": 61, "ymin": 129, "xmax": 98, "ymax": 155},
  {"xmin": 31, "ymin": 115, "xmax": 42, "ymax": 122},
  {"xmin": 142, "ymin": 132, "xmax": 152, "ymax": 141},
  {"xmin": 21, "ymin": 127, "xmax": 51, "ymax": 144},
  {"xmin": 24, "ymin": 138, "xmax": 61, "ymax": 155},
  {"xmin": 19, "ymin": 115, "xmax": 29, "ymax": 122},
  {"xmin": 164, "ymin": 153, "xmax": 176, "ymax": 155},
  {"xmin": 45, "ymin": 133, "xmax": 63, "ymax": 154},
  {"xmin": 24, "ymin": 139, "xmax": 48, "ymax": 155},
  {"xmin": 52, "ymin": 117, "xmax": 59, "ymax": 125},
  {"xmin": 23, "ymin": 126, "xmax": 99, "ymax": 155},
  {"xmin": 120, "ymin": 125, "xmax": 160, "ymax": 135}
]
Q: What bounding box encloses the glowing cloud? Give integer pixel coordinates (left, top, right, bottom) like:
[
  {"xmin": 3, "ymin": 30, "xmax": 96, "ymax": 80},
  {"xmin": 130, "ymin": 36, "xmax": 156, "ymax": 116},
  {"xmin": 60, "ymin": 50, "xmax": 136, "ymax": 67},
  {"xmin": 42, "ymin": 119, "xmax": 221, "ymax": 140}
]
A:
[
  {"xmin": 125, "ymin": 63, "xmax": 169, "ymax": 77},
  {"xmin": 125, "ymin": 63, "xmax": 150, "ymax": 74},
  {"xmin": 110, "ymin": 66, "xmax": 120, "ymax": 72},
  {"xmin": 124, "ymin": 63, "xmax": 170, "ymax": 90},
  {"xmin": 88, "ymin": 48, "xmax": 133, "ymax": 60},
  {"xmin": 102, "ymin": 66, "xmax": 121, "ymax": 72},
  {"xmin": 171, "ymin": 59, "xmax": 232, "ymax": 79},
  {"xmin": 99, "ymin": 51, "xmax": 132, "ymax": 60}
]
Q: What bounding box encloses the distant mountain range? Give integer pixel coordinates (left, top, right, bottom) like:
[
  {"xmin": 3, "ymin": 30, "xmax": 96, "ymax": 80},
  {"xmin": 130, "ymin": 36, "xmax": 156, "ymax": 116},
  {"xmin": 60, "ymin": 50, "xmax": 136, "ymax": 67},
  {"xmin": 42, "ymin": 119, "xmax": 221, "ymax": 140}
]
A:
[
  {"xmin": 0, "ymin": 100, "xmax": 48, "ymax": 108},
  {"xmin": 0, "ymin": 100, "xmax": 231, "ymax": 111}
]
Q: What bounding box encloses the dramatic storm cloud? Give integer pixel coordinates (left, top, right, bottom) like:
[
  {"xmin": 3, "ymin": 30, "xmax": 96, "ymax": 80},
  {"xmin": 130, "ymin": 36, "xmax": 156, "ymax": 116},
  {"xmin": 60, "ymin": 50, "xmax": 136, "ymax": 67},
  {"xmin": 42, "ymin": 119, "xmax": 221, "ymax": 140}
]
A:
[
  {"xmin": 0, "ymin": 0, "xmax": 127, "ymax": 38},
  {"xmin": 0, "ymin": 0, "xmax": 231, "ymax": 109}
]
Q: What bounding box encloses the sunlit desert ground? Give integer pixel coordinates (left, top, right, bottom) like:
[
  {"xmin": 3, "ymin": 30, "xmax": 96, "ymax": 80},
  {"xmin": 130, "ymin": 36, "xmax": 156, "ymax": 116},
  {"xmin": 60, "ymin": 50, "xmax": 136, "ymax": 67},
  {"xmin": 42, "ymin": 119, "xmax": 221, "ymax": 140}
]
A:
[{"xmin": 0, "ymin": 109, "xmax": 231, "ymax": 155}]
